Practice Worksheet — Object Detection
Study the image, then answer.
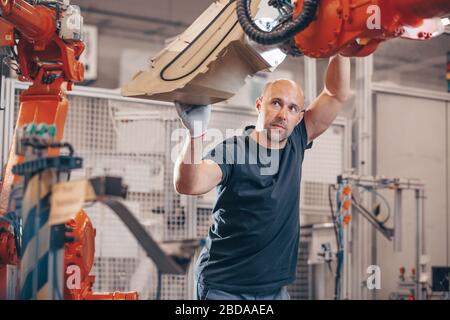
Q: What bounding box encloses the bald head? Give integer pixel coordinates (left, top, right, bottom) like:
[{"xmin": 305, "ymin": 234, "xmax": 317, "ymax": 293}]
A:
[
  {"xmin": 260, "ymin": 79, "xmax": 304, "ymax": 103},
  {"xmin": 255, "ymin": 78, "xmax": 306, "ymax": 145}
]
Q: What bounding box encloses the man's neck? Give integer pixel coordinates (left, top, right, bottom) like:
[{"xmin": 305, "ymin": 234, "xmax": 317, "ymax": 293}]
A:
[{"xmin": 249, "ymin": 130, "xmax": 286, "ymax": 149}]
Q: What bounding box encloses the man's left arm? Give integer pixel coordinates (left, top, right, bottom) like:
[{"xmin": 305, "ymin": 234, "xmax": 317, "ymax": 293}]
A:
[{"xmin": 304, "ymin": 55, "xmax": 351, "ymax": 145}]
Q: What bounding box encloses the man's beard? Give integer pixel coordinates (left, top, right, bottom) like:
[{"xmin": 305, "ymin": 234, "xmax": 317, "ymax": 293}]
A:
[{"xmin": 267, "ymin": 127, "xmax": 287, "ymax": 143}]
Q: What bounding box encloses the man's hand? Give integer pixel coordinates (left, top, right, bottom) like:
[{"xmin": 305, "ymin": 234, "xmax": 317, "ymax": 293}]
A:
[{"xmin": 175, "ymin": 102, "xmax": 211, "ymax": 138}]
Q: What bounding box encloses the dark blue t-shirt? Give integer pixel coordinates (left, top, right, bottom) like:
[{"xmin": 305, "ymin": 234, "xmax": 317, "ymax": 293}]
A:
[{"xmin": 196, "ymin": 119, "xmax": 312, "ymax": 294}]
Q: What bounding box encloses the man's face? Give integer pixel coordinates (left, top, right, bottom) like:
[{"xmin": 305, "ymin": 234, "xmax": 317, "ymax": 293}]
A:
[{"xmin": 255, "ymin": 79, "xmax": 306, "ymax": 143}]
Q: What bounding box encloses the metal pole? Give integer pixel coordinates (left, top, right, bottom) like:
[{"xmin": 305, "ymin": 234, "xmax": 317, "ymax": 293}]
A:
[
  {"xmin": 304, "ymin": 56, "xmax": 321, "ymax": 298},
  {"xmin": 1, "ymin": 78, "xmax": 14, "ymax": 176},
  {"xmin": 0, "ymin": 75, "xmax": 6, "ymax": 177},
  {"xmin": 415, "ymin": 188, "xmax": 426, "ymax": 300},
  {"xmin": 393, "ymin": 188, "xmax": 402, "ymax": 252},
  {"xmin": 163, "ymin": 120, "xmax": 174, "ymax": 241},
  {"xmin": 303, "ymin": 57, "xmax": 317, "ymax": 106},
  {"xmin": 355, "ymin": 55, "xmax": 374, "ymax": 300}
]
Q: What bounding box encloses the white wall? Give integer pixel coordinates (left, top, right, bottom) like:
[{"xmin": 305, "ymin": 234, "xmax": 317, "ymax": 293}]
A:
[
  {"xmin": 92, "ymin": 34, "xmax": 164, "ymax": 88},
  {"xmin": 374, "ymin": 92, "xmax": 449, "ymax": 299}
]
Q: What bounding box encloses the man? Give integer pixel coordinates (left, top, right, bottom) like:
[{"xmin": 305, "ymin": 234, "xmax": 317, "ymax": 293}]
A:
[{"xmin": 173, "ymin": 54, "xmax": 350, "ymax": 300}]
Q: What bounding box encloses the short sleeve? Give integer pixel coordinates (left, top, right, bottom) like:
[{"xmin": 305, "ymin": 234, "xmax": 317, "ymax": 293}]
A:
[
  {"xmin": 295, "ymin": 119, "xmax": 313, "ymax": 150},
  {"xmin": 203, "ymin": 138, "xmax": 235, "ymax": 186}
]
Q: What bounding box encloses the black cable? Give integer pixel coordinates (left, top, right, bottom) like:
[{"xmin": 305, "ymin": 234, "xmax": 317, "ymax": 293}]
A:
[
  {"xmin": 236, "ymin": 0, "xmax": 319, "ymax": 45},
  {"xmin": 351, "ymin": 193, "xmax": 391, "ymax": 227},
  {"xmin": 1, "ymin": 47, "xmax": 21, "ymax": 77},
  {"xmin": 268, "ymin": 0, "xmax": 290, "ymax": 9},
  {"xmin": 357, "ymin": 186, "xmax": 392, "ymax": 224},
  {"xmin": 327, "ymin": 183, "xmax": 342, "ymax": 299},
  {"xmin": 55, "ymin": 1, "xmax": 60, "ymax": 30},
  {"xmin": 328, "ymin": 184, "xmax": 340, "ymax": 251},
  {"xmin": 332, "ymin": 183, "xmax": 344, "ymax": 300},
  {"xmin": 25, "ymin": 140, "xmax": 75, "ymax": 156},
  {"xmin": 59, "ymin": 142, "xmax": 75, "ymax": 156}
]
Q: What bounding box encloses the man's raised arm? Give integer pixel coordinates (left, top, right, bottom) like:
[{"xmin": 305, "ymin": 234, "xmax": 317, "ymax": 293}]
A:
[
  {"xmin": 173, "ymin": 103, "xmax": 223, "ymax": 195},
  {"xmin": 304, "ymin": 55, "xmax": 351, "ymax": 144}
]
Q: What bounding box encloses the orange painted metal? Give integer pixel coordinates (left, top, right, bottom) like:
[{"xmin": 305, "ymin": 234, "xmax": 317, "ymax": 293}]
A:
[
  {"xmin": 0, "ymin": 79, "xmax": 70, "ymax": 299},
  {"xmin": 85, "ymin": 291, "xmax": 139, "ymax": 300},
  {"xmin": 0, "ymin": 0, "xmax": 56, "ymax": 48},
  {"xmin": 64, "ymin": 210, "xmax": 138, "ymax": 300},
  {"xmin": 0, "ymin": 18, "xmax": 14, "ymax": 47},
  {"xmin": 16, "ymin": 36, "xmax": 85, "ymax": 83},
  {"xmin": 0, "ymin": 231, "xmax": 17, "ymax": 265},
  {"xmin": 293, "ymin": 0, "xmax": 450, "ymax": 58}
]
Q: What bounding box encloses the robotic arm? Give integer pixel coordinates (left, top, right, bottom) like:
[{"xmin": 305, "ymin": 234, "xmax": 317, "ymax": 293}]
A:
[
  {"xmin": 0, "ymin": 0, "xmax": 85, "ymax": 250},
  {"xmin": 122, "ymin": 0, "xmax": 450, "ymax": 104},
  {"xmin": 0, "ymin": 0, "xmax": 84, "ymax": 85},
  {"xmin": 237, "ymin": 0, "xmax": 450, "ymax": 57},
  {"xmin": 0, "ymin": 0, "xmax": 86, "ymax": 300},
  {"xmin": 0, "ymin": 0, "xmax": 136, "ymax": 300}
]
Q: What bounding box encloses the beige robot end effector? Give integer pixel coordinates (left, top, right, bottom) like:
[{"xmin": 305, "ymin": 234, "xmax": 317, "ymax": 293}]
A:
[{"xmin": 121, "ymin": 0, "xmax": 286, "ymax": 106}]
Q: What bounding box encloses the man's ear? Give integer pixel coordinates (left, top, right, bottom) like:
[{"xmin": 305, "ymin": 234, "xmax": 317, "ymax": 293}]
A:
[
  {"xmin": 255, "ymin": 96, "xmax": 262, "ymax": 113},
  {"xmin": 296, "ymin": 109, "xmax": 306, "ymax": 126}
]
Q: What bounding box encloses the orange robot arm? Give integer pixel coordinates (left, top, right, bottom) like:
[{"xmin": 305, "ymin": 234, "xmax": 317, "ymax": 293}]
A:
[
  {"xmin": 0, "ymin": 0, "xmax": 84, "ymax": 83},
  {"xmin": 294, "ymin": 0, "xmax": 450, "ymax": 57},
  {"xmin": 0, "ymin": 1, "xmax": 138, "ymax": 300},
  {"xmin": 237, "ymin": 0, "xmax": 450, "ymax": 58},
  {"xmin": 0, "ymin": 0, "xmax": 84, "ymax": 299}
]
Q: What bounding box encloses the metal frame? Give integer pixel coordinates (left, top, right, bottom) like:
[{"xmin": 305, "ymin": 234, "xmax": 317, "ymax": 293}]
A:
[
  {"xmin": 356, "ymin": 59, "xmax": 450, "ymax": 300},
  {"xmin": 0, "ymin": 77, "xmax": 14, "ymax": 180},
  {"xmin": 372, "ymin": 82, "xmax": 450, "ymax": 102},
  {"xmin": 339, "ymin": 174, "xmax": 427, "ymax": 300},
  {"xmin": 447, "ymin": 101, "xmax": 450, "ymax": 268},
  {"xmin": 351, "ymin": 56, "xmax": 375, "ymax": 300},
  {"xmin": 304, "ymin": 57, "xmax": 317, "ymax": 106},
  {"xmin": 0, "ymin": 77, "xmax": 16, "ymax": 299}
]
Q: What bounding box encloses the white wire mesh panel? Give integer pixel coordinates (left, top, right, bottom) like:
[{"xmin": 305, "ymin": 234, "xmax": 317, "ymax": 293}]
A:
[
  {"xmin": 301, "ymin": 124, "xmax": 344, "ymax": 214},
  {"xmin": 302, "ymin": 125, "xmax": 343, "ymax": 183},
  {"xmin": 196, "ymin": 207, "xmax": 213, "ymax": 240},
  {"xmin": 88, "ymin": 201, "xmax": 141, "ymax": 258},
  {"xmin": 287, "ymin": 227, "xmax": 312, "ymax": 300},
  {"xmin": 92, "ymin": 257, "xmax": 139, "ymax": 293},
  {"xmin": 161, "ymin": 275, "xmax": 188, "ymax": 300}
]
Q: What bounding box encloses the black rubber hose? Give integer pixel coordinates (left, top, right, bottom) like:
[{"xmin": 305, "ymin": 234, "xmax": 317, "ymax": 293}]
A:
[
  {"xmin": 236, "ymin": 0, "xmax": 319, "ymax": 45},
  {"xmin": 328, "ymin": 184, "xmax": 340, "ymax": 251}
]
